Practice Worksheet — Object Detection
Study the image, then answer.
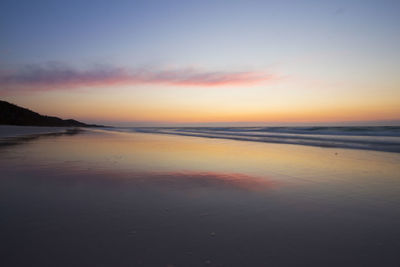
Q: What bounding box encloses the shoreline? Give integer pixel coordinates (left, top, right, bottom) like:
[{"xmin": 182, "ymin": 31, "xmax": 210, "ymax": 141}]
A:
[
  {"xmin": 0, "ymin": 125, "xmax": 83, "ymax": 139},
  {"xmin": 2, "ymin": 124, "xmax": 400, "ymax": 154}
]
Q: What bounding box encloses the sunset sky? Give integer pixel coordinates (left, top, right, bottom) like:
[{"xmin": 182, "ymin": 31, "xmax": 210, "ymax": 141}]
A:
[{"xmin": 1, "ymin": 0, "xmax": 399, "ymax": 126}]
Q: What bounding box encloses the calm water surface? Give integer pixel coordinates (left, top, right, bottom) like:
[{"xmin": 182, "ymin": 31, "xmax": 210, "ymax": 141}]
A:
[{"xmin": 1, "ymin": 129, "xmax": 400, "ymax": 266}]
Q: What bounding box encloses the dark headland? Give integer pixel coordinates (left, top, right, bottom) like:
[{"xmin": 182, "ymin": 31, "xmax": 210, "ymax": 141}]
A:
[{"xmin": 0, "ymin": 100, "xmax": 105, "ymax": 127}]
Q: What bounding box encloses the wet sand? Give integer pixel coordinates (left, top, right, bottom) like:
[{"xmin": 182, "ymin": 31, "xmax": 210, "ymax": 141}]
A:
[
  {"xmin": 0, "ymin": 125, "xmax": 77, "ymax": 138},
  {"xmin": 1, "ymin": 129, "xmax": 400, "ymax": 266}
]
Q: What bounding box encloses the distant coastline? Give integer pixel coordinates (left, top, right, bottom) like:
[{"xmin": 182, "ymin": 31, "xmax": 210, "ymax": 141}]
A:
[{"xmin": 0, "ymin": 100, "xmax": 106, "ymax": 127}]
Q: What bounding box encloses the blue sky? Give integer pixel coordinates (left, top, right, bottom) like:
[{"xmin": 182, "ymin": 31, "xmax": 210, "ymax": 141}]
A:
[{"xmin": 1, "ymin": 0, "xmax": 399, "ymax": 125}]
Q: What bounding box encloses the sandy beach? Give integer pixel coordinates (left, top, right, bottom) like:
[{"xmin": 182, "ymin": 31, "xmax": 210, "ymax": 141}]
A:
[{"xmin": 1, "ymin": 127, "xmax": 400, "ymax": 266}]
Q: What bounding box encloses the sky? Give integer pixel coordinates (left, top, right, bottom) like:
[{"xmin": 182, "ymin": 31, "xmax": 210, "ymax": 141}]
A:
[{"xmin": 1, "ymin": 0, "xmax": 399, "ymax": 126}]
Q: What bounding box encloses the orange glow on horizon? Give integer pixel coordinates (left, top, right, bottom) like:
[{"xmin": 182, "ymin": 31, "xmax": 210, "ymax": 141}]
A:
[
  {"xmin": 72, "ymin": 106, "xmax": 400, "ymax": 125},
  {"xmin": 3, "ymin": 77, "xmax": 399, "ymax": 126}
]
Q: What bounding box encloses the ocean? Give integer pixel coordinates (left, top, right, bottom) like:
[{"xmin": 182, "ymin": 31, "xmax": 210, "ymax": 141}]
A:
[{"xmin": 117, "ymin": 126, "xmax": 400, "ymax": 153}]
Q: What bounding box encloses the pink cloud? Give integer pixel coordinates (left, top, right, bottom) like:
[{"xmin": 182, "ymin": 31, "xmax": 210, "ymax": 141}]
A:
[{"xmin": 0, "ymin": 63, "xmax": 277, "ymax": 93}]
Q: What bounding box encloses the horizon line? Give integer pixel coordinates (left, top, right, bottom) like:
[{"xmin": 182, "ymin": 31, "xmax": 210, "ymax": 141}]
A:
[{"xmin": 90, "ymin": 119, "xmax": 400, "ymax": 128}]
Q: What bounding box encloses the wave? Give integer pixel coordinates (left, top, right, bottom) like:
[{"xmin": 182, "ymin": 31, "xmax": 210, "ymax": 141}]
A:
[{"xmin": 112, "ymin": 126, "xmax": 400, "ymax": 153}]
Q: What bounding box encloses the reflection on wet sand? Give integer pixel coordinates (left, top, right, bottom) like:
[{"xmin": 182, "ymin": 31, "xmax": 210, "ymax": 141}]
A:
[
  {"xmin": 1, "ymin": 129, "xmax": 400, "ymax": 266},
  {"xmin": 5, "ymin": 129, "xmax": 400, "ymax": 181},
  {"xmin": 2, "ymin": 163, "xmax": 280, "ymax": 192}
]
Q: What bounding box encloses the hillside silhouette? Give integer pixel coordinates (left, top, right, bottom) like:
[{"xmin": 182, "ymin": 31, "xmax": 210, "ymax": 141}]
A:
[{"xmin": 0, "ymin": 100, "xmax": 103, "ymax": 127}]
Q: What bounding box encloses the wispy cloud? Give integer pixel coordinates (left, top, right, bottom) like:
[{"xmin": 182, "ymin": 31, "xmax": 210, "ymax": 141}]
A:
[{"xmin": 0, "ymin": 63, "xmax": 277, "ymax": 93}]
